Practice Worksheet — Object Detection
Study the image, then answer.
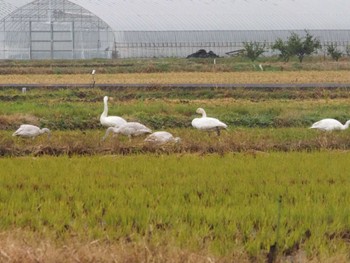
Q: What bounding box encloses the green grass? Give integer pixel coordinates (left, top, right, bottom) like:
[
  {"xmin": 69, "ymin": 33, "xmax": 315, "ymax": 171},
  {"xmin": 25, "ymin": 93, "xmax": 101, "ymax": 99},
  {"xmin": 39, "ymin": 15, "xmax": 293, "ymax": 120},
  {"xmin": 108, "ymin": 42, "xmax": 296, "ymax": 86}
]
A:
[
  {"xmin": 2, "ymin": 86, "xmax": 350, "ymax": 156},
  {"xmin": 2, "ymin": 87, "xmax": 350, "ymax": 130},
  {"xmin": 0, "ymin": 152, "xmax": 349, "ymax": 260}
]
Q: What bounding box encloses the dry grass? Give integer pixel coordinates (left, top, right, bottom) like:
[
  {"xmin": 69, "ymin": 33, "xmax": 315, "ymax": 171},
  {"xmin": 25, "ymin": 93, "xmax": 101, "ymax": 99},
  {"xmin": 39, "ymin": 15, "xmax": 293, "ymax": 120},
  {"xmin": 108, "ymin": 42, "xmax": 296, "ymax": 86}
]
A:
[
  {"xmin": 0, "ymin": 114, "xmax": 39, "ymax": 130},
  {"xmin": 0, "ymin": 230, "xmax": 248, "ymax": 263},
  {"xmin": 1, "ymin": 71, "xmax": 350, "ymax": 85},
  {"xmin": 0, "ymin": 230, "xmax": 348, "ymax": 263},
  {"xmin": 2, "ymin": 128, "xmax": 350, "ymax": 156}
]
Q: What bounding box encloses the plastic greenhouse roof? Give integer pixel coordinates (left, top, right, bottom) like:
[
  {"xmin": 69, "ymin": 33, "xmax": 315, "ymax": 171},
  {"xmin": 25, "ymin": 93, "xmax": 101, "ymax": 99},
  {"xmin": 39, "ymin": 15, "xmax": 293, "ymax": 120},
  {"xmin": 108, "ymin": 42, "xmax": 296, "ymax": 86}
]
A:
[
  {"xmin": 2, "ymin": 0, "xmax": 350, "ymax": 31},
  {"xmin": 0, "ymin": 0, "xmax": 18, "ymax": 18}
]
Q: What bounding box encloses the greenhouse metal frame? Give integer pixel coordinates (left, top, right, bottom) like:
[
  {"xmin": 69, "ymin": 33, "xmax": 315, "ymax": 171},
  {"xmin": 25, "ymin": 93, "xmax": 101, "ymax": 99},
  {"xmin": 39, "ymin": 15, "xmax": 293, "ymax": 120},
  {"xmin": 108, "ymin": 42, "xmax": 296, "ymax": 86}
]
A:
[
  {"xmin": 1, "ymin": 0, "xmax": 350, "ymax": 59},
  {"xmin": 0, "ymin": 0, "xmax": 115, "ymax": 59}
]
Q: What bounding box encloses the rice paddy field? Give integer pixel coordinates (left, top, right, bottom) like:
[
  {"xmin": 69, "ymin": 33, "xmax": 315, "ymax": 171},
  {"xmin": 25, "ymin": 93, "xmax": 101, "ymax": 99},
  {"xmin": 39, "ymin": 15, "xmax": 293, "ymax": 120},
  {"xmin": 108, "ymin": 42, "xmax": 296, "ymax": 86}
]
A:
[{"xmin": 0, "ymin": 58, "xmax": 350, "ymax": 262}]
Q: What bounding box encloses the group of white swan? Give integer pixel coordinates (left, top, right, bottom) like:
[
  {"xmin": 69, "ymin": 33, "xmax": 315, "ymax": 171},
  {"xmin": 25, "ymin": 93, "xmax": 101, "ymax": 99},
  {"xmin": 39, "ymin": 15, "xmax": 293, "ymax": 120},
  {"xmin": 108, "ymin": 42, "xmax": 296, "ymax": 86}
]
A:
[
  {"xmin": 100, "ymin": 96, "xmax": 228, "ymax": 143},
  {"xmin": 100, "ymin": 96, "xmax": 153, "ymax": 141},
  {"xmin": 12, "ymin": 96, "xmax": 350, "ymax": 142}
]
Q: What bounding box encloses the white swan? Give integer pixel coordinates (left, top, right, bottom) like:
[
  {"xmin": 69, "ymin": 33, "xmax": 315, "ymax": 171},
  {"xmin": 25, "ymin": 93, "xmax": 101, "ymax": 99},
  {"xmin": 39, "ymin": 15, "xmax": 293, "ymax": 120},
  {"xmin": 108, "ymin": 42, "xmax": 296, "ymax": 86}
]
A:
[
  {"xmin": 192, "ymin": 107, "xmax": 227, "ymax": 136},
  {"xmin": 310, "ymin": 118, "xmax": 350, "ymax": 131},
  {"xmin": 144, "ymin": 131, "xmax": 181, "ymax": 145},
  {"xmin": 100, "ymin": 96, "xmax": 127, "ymax": 128},
  {"xmin": 102, "ymin": 122, "xmax": 152, "ymax": 141},
  {"xmin": 12, "ymin": 124, "xmax": 50, "ymax": 139}
]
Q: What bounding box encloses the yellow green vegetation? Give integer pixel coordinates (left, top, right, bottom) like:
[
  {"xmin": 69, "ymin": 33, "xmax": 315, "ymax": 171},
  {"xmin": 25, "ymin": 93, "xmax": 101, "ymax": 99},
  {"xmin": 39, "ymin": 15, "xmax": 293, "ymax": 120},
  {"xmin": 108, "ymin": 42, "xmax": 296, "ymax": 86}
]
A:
[{"xmin": 0, "ymin": 152, "xmax": 349, "ymax": 262}]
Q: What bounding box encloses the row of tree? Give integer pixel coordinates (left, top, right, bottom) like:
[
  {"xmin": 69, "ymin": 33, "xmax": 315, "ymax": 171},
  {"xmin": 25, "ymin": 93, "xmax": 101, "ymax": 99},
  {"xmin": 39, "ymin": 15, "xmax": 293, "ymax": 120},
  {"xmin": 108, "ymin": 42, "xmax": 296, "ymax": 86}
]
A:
[{"xmin": 243, "ymin": 31, "xmax": 346, "ymax": 62}]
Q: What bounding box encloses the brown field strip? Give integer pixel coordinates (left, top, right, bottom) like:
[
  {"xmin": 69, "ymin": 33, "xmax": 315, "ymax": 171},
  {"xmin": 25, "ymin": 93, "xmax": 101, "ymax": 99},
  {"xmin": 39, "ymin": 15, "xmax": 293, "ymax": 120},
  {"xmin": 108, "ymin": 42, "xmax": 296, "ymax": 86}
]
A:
[{"xmin": 1, "ymin": 71, "xmax": 350, "ymax": 85}]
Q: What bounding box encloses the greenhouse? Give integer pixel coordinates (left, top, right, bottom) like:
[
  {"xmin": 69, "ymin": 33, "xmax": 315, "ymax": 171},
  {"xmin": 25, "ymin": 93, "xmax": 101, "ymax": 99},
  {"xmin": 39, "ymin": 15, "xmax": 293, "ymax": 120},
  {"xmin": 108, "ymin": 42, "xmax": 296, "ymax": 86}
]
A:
[{"xmin": 1, "ymin": 0, "xmax": 350, "ymax": 59}]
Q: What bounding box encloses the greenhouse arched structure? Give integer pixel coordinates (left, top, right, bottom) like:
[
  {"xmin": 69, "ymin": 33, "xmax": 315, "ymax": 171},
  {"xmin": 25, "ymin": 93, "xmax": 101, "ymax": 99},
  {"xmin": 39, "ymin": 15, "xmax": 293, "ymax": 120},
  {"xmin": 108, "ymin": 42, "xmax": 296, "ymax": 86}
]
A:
[
  {"xmin": 1, "ymin": 0, "xmax": 350, "ymax": 59},
  {"xmin": 0, "ymin": 0, "xmax": 115, "ymax": 59}
]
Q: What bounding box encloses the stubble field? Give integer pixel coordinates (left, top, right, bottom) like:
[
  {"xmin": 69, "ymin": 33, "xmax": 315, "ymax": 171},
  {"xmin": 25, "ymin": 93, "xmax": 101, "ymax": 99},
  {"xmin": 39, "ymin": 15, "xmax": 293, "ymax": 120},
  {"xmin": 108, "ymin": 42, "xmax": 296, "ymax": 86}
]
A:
[{"xmin": 1, "ymin": 71, "xmax": 350, "ymax": 85}]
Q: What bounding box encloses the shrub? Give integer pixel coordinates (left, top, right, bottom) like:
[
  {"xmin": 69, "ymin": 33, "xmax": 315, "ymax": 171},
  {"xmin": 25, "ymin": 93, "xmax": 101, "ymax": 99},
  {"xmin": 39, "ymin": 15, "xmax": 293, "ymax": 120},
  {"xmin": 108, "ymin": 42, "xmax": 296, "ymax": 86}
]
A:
[
  {"xmin": 242, "ymin": 41, "xmax": 266, "ymax": 62},
  {"xmin": 326, "ymin": 43, "xmax": 342, "ymax": 61},
  {"xmin": 272, "ymin": 31, "xmax": 321, "ymax": 62},
  {"xmin": 346, "ymin": 45, "xmax": 350, "ymax": 57}
]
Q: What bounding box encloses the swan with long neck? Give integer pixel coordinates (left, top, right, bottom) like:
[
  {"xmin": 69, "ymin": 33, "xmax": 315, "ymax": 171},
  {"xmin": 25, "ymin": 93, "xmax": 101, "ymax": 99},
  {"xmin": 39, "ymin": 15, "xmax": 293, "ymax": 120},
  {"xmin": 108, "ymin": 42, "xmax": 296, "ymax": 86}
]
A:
[
  {"xmin": 102, "ymin": 122, "xmax": 152, "ymax": 141},
  {"xmin": 192, "ymin": 107, "xmax": 227, "ymax": 136},
  {"xmin": 13, "ymin": 124, "xmax": 51, "ymax": 139},
  {"xmin": 310, "ymin": 118, "xmax": 350, "ymax": 131},
  {"xmin": 100, "ymin": 96, "xmax": 127, "ymax": 128}
]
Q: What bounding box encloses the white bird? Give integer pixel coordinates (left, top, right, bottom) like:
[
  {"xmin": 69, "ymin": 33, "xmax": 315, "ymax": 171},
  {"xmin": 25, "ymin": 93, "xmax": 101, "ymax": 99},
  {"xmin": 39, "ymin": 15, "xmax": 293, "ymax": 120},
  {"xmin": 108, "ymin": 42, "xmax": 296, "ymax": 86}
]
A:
[
  {"xmin": 192, "ymin": 107, "xmax": 227, "ymax": 136},
  {"xmin": 100, "ymin": 96, "xmax": 127, "ymax": 128},
  {"xmin": 144, "ymin": 131, "xmax": 181, "ymax": 145},
  {"xmin": 102, "ymin": 122, "xmax": 152, "ymax": 141},
  {"xmin": 310, "ymin": 118, "xmax": 350, "ymax": 131},
  {"xmin": 12, "ymin": 124, "xmax": 50, "ymax": 139}
]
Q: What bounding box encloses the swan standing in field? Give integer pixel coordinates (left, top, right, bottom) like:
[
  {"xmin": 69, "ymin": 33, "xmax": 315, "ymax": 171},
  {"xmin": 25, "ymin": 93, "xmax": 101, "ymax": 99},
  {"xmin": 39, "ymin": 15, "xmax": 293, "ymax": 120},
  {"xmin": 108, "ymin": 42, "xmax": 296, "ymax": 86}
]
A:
[
  {"xmin": 100, "ymin": 96, "xmax": 127, "ymax": 128},
  {"xmin": 12, "ymin": 124, "xmax": 50, "ymax": 139},
  {"xmin": 310, "ymin": 118, "xmax": 350, "ymax": 131},
  {"xmin": 102, "ymin": 122, "xmax": 152, "ymax": 141},
  {"xmin": 144, "ymin": 131, "xmax": 181, "ymax": 145},
  {"xmin": 192, "ymin": 107, "xmax": 227, "ymax": 136}
]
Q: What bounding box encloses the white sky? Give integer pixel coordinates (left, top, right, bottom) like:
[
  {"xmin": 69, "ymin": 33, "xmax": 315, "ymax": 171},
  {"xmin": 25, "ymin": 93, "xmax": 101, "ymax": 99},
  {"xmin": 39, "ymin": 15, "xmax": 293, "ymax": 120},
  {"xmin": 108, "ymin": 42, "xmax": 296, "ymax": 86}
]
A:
[{"xmin": 2, "ymin": 0, "xmax": 350, "ymax": 31}]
